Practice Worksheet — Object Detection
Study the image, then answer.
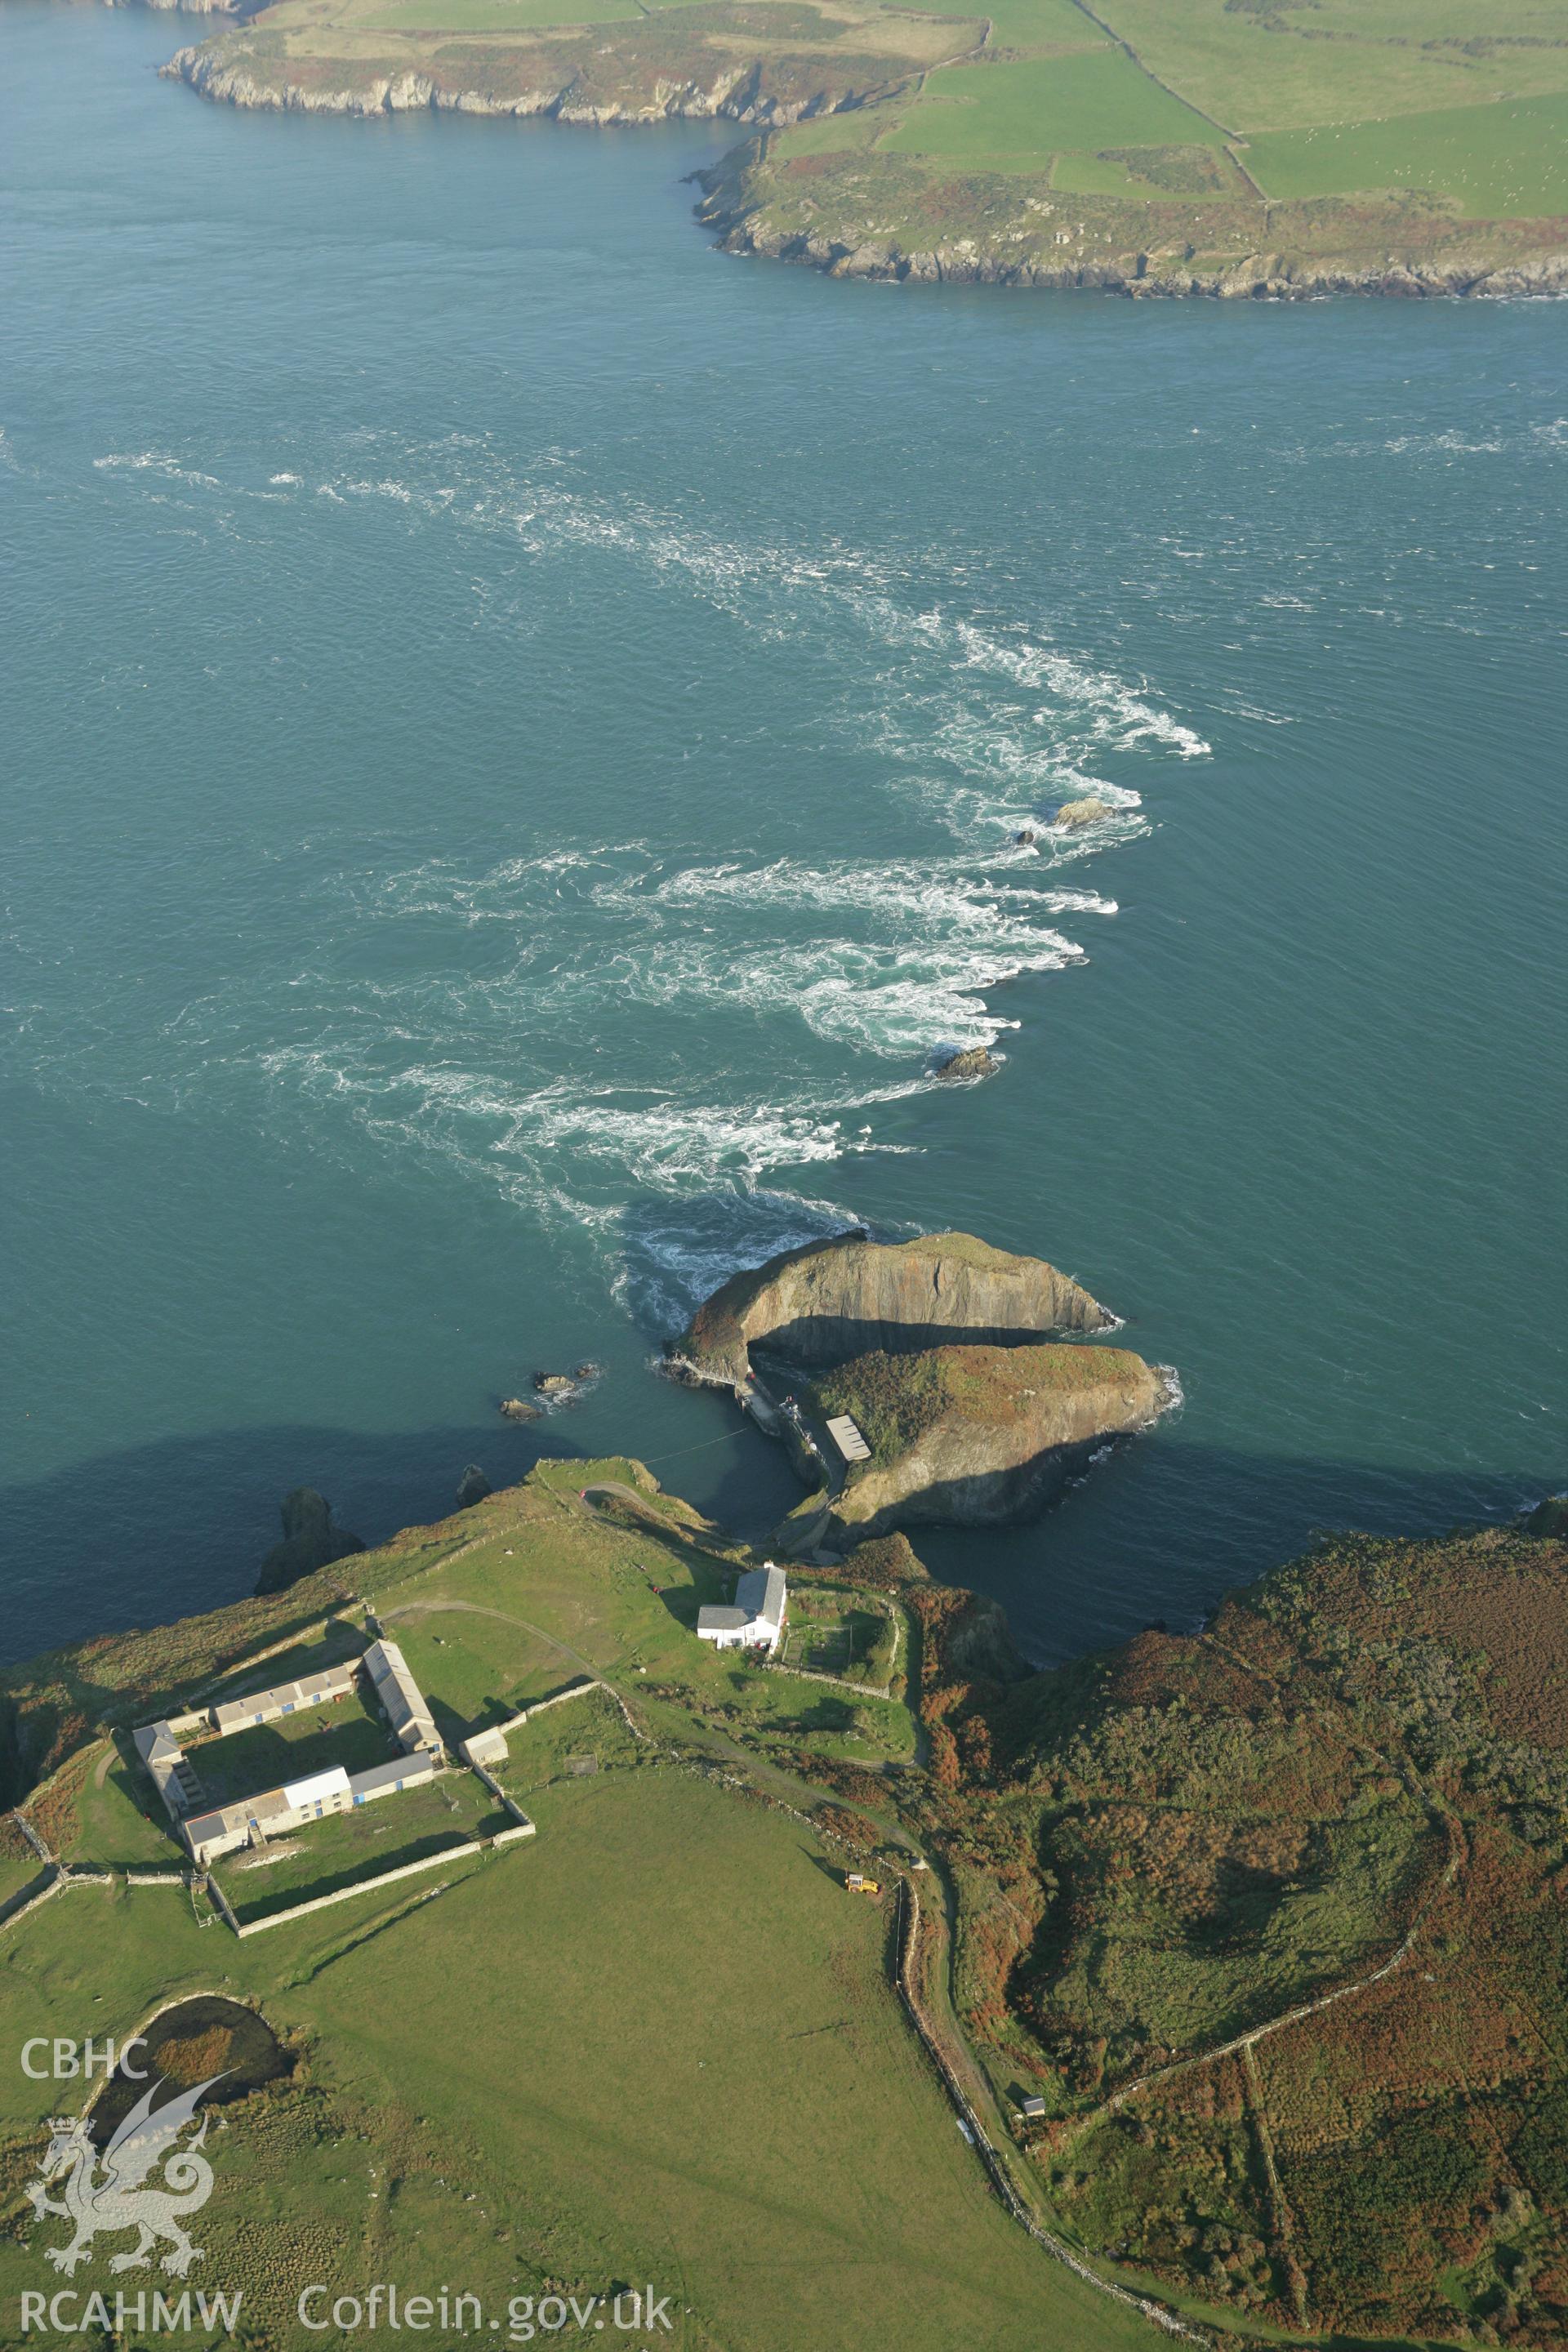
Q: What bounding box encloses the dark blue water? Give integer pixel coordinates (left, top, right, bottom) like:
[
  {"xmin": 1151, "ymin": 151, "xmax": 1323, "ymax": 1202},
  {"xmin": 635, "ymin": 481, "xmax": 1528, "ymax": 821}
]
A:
[{"xmin": 3, "ymin": 2, "xmax": 1564, "ymax": 1668}]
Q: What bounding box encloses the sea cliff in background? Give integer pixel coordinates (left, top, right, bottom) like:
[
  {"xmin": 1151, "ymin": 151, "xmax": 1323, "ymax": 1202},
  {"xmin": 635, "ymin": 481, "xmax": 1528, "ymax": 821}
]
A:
[{"xmin": 157, "ymin": 0, "xmax": 1568, "ymax": 300}]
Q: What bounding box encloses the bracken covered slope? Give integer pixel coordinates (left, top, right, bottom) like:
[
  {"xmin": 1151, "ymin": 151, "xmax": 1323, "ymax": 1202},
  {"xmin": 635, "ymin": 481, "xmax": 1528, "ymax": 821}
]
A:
[
  {"xmin": 809, "ymin": 1340, "xmax": 1166, "ymax": 1537},
  {"xmin": 905, "ymin": 1519, "xmax": 1568, "ymax": 2343}
]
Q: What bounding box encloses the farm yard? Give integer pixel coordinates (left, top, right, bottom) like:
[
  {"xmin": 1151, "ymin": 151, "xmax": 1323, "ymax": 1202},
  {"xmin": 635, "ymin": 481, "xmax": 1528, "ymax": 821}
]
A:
[
  {"xmin": 212, "ymin": 1769, "xmax": 508, "ymax": 1927},
  {"xmin": 188, "ymin": 1680, "xmax": 392, "ymax": 1808}
]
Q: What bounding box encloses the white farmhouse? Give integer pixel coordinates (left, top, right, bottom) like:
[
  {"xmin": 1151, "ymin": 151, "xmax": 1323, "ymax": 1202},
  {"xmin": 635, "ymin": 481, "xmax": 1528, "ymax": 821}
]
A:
[{"xmin": 696, "ymin": 1562, "xmax": 787, "ymax": 1655}]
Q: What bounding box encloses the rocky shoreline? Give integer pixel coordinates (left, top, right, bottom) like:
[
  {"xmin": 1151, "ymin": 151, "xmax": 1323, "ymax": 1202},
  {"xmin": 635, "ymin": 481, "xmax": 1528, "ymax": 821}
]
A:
[
  {"xmin": 158, "ymin": 36, "xmax": 1568, "ymax": 301},
  {"xmin": 697, "ymin": 172, "xmax": 1568, "ymax": 299},
  {"xmin": 161, "ymin": 42, "xmax": 888, "ymax": 130}
]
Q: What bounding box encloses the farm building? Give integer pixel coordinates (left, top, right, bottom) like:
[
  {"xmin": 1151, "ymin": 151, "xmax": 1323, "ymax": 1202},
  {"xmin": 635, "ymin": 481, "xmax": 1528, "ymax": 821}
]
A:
[
  {"xmin": 363, "ymin": 1637, "xmax": 443, "ymax": 1756},
  {"xmin": 696, "ymin": 1562, "xmax": 787, "ymax": 1655},
  {"xmin": 825, "ymin": 1413, "xmax": 871, "ymax": 1463},
  {"xmin": 211, "ymin": 1662, "xmax": 357, "ymax": 1737},
  {"xmin": 136, "ymin": 1637, "xmax": 448, "ymax": 1864},
  {"xmin": 461, "ymin": 1725, "xmax": 510, "ymax": 1767},
  {"xmin": 132, "ymin": 1720, "xmax": 203, "ymax": 1821},
  {"xmin": 180, "ymin": 1749, "xmax": 438, "ymax": 1867}
]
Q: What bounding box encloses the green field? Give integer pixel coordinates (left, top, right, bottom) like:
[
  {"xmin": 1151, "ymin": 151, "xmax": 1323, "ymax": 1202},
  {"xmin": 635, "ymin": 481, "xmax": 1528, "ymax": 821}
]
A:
[
  {"xmin": 360, "ymin": 0, "xmax": 639, "ymax": 29},
  {"xmin": 880, "ymin": 47, "xmax": 1224, "ymax": 167},
  {"xmin": 492, "ymin": 1683, "xmax": 648, "ymax": 1793},
  {"xmin": 0, "ymin": 1760, "xmax": 1150, "ymax": 2351},
  {"xmin": 8, "ymin": 1468, "xmax": 1568, "ymax": 2344},
  {"xmin": 1083, "ymin": 0, "xmax": 1568, "ymax": 131},
  {"xmin": 65, "ymin": 1743, "xmax": 185, "ymax": 1869},
  {"xmin": 1246, "ymin": 90, "xmax": 1568, "ymax": 215},
  {"xmin": 390, "ymin": 1606, "xmax": 580, "ymax": 1736}
]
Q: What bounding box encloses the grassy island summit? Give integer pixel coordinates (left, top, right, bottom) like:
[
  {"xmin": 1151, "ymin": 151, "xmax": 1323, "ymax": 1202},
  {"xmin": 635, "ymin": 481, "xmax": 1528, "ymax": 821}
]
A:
[
  {"xmin": 2, "ymin": 1455, "xmax": 1566, "ymax": 2345},
  {"xmin": 163, "ymin": 0, "xmax": 1568, "ymax": 294}
]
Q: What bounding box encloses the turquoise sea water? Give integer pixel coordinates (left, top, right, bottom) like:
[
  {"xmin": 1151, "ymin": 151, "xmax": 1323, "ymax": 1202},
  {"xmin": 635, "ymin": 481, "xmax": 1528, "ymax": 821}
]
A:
[{"xmin": 2, "ymin": 4, "xmax": 1564, "ymax": 1668}]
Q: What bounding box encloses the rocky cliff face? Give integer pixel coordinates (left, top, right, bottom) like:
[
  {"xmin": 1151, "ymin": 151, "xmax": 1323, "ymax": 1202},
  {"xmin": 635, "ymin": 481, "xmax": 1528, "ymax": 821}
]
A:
[
  {"xmin": 811, "ymin": 1343, "xmax": 1169, "ymax": 1541},
  {"xmin": 255, "ymin": 1486, "xmax": 365, "ymax": 1597},
  {"xmin": 673, "ymin": 1230, "xmax": 1114, "ymax": 1389},
  {"xmin": 697, "ymin": 145, "xmax": 1568, "ymax": 301},
  {"xmin": 163, "ymin": 20, "xmax": 915, "ymax": 127}
]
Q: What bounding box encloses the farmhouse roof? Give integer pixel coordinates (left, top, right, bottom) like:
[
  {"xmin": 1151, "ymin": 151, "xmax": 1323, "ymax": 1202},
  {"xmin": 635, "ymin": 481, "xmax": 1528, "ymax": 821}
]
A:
[
  {"xmin": 281, "ymin": 1765, "xmax": 351, "ymax": 1811},
  {"xmin": 734, "ymin": 1563, "xmax": 786, "ymax": 1632},
  {"xmin": 697, "ymin": 1606, "xmax": 749, "ymax": 1632},
  {"xmin": 363, "ymin": 1637, "xmax": 440, "ymax": 1750},
  {"xmin": 212, "ymin": 1662, "xmax": 356, "ymax": 1735},
  {"xmin": 347, "ymin": 1753, "xmax": 436, "ymax": 1799}
]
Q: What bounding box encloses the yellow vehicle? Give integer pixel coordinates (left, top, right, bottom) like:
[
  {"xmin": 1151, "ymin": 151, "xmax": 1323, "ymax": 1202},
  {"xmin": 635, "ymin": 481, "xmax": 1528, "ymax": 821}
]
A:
[{"xmin": 845, "ymin": 1872, "xmax": 881, "ymax": 1896}]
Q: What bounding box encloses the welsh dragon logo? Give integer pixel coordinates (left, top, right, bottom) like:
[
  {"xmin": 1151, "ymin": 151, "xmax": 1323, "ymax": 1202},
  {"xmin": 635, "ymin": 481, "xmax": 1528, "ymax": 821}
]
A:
[{"xmin": 27, "ymin": 2073, "xmax": 224, "ymax": 2278}]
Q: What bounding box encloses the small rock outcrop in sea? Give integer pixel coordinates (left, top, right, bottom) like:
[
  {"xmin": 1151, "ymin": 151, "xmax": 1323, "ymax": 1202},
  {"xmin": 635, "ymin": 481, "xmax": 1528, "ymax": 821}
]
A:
[
  {"xmin": 1054, "ymin": 797, "xmax": 1111, "ymax": 828},
  {"xmin": 499, "ymin": 1396, "xmax": 540, "ymax": 1423},
  {"xmin": 255, "ymin": 1487, "xmax": 367, "ymax": 1597},
  {"xmin": 934, "ymin": 1046, "xmax": 997, "ymax": 1082},
  {"xmin": 810, "ymin": 1343, "xmax": 1171, "ymax": 1542},
  {"xmin": 456, "ymin": 1464, "xmax": 492, "ymax": 1510},
  {"xmin": 670, "ymin": 1230, "xmax": 1115, "ymax": 1391},
  {"xmin": 1014, "ymin": 826, "xmax": 1040, "ymax": 847},
  {"xmin": 534, "ymin": 1372, "xmax": 576, "ymax": 1396}
]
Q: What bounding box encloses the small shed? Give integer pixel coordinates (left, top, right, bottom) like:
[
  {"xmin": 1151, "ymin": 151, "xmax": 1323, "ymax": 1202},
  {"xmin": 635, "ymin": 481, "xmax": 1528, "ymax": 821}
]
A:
[{"xmin": 826, "ymin": 1414, "xmax": 871, "ymax": 1464}]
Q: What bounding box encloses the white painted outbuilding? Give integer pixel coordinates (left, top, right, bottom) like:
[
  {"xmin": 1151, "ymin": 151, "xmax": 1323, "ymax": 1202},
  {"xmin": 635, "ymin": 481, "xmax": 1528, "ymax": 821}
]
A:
[{"xmin": 696, "ymin": 1563, "xmax": 787, "ymax": 1655}]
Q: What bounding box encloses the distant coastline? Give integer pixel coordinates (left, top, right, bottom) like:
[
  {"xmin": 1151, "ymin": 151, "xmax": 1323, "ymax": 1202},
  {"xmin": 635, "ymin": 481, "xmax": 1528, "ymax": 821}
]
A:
[{"xmin": 154, "ymin": 0, "xmax": 1568, "ymax": 303}]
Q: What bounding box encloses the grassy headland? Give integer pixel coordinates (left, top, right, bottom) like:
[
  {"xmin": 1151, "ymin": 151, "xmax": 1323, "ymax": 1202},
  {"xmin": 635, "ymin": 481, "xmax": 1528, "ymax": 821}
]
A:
[
  {"xmin": 162, "ymin": 0, "xmax": 1568, "ymax": 292},
  {"xmin": 3, "ymin": 1465, "xmax": 1566, "ymax": 2343}
]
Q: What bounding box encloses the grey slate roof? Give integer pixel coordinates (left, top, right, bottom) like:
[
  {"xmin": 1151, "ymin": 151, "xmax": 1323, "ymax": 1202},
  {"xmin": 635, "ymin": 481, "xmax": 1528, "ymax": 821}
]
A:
[
  {"xmin": 734, "ymin": 1563, "xmax": 786, "ymax": 1631},
  {"xmin": 347, "ymin": 1752, "xmax": 435, "ymax": 1799}
]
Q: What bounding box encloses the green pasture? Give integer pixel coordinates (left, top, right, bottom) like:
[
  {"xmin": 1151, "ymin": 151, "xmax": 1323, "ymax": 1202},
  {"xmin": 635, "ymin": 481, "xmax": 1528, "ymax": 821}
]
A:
[
  {"xmin": 1049, "ymin": 141, "xmax": 1247, "ymax": 194},
  {"xmin": 390, "ymin": 1606, "xmax": 577, "ymax": 1736},
  {"xmin": 1246, "ymin": 90, "xmax": 1568, "ymax": 216},
  {"xmin": 880, "ymin": 47, "xmax": 1224, "ymax": 166},
  {"xmin": 0, "ymin": 1765, "xmax": 1151, "ymax": 2352},
  {"xmin": 0, "ymin": 1851, "xmax": 42, "ymax": 1910},
  {"xmin": 901, "ymin": 0, "xmax": 1105, "ymax": 54},
  {"xmin": 65, "ymin": 1742, "xmax": 185, "ymax": 1869},
  {"xmin": 492, "ymin": 1683, "xmax": 647, "ymax": 1792},
  {"xmin": 1088, "ymin": 0, "xmax": 1568, "ymax": 135},
  {"xmin": 359, "ymin": 0, "xmax": 637, "ymax": 29}
]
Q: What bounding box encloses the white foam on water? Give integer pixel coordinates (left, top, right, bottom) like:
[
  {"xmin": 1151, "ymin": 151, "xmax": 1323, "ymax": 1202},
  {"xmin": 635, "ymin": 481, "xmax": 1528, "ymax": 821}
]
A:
[
  {"xmin": 79, "ymin": 425, "xmax": 1210, "ymax": 1319},
  {"xmin": 93, "ymin": 451, "xmax": 223, "ymax": 489}
]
